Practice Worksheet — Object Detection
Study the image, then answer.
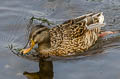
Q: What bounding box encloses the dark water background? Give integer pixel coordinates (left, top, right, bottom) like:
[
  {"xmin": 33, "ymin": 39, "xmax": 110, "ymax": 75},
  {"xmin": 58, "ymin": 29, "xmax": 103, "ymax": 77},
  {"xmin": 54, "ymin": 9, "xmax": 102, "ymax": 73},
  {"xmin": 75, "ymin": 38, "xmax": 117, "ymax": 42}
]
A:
[{"xmin": 0, "ymin": 0, "xmax": 120, "ymax": 79}]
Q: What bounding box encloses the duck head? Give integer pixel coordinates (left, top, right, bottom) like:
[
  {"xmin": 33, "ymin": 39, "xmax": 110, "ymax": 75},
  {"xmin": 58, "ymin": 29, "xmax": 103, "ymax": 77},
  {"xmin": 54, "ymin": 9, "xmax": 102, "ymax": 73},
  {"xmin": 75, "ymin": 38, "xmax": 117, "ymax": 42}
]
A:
[{"xmin": 21, "ymin": 24, "xmax": 50, "ymax": 54}]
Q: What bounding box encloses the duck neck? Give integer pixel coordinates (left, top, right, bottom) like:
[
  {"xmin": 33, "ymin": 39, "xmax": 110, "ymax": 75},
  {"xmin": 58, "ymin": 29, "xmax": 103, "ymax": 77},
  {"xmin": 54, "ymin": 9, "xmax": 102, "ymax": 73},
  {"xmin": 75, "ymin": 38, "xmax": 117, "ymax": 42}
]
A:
[{"xmin": 38, "ymin": 41, "xmax": 51, "ymax": 51}]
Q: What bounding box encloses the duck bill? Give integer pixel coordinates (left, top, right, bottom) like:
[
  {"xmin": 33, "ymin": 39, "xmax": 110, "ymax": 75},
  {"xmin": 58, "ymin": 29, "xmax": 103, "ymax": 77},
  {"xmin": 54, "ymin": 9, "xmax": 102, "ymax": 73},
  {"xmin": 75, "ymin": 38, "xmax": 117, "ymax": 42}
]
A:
[{"xmin": 21, "ymin": 39, "xmax": 35, "ymax": 54}]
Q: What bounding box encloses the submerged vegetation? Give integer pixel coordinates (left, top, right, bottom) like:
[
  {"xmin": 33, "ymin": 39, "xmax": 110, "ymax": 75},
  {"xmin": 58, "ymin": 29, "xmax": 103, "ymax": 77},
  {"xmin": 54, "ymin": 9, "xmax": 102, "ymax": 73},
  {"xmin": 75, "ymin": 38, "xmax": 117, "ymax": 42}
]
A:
[
  {"xmin": 30, "ymin": 16, "xmax": 55, "ymax": 26},
  {"xmin": 7, "ymin": 44, "xmax": 22, "ymax": 55}
]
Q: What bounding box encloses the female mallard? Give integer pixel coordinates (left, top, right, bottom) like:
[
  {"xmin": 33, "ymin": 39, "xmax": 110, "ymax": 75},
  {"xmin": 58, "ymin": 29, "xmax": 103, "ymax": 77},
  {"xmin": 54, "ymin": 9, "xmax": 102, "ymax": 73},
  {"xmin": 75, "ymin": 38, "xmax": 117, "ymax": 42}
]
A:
[{"xmin": 20, "ymin": 12, "xmax": 113, "ymax": 56}]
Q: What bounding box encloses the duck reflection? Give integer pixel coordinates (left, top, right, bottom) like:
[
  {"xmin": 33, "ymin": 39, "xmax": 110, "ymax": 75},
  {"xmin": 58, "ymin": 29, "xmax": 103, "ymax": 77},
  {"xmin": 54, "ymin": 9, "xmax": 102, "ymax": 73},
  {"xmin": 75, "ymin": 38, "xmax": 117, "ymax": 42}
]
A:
[{"xmin": 23, "ymin": 60, "xmax": 53, "ymax": 79}]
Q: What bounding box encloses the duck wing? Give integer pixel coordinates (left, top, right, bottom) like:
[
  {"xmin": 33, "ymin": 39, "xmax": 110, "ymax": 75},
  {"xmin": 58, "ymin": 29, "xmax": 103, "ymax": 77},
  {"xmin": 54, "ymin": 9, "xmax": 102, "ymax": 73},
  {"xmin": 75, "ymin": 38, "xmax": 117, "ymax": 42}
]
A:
[
  {"xmin": 62, "ymin": 12, "xmax": 105, "ymax": 30},
  {"xmin": 50, "ymin": 12, "xmax": 105, "ymax": 47}
]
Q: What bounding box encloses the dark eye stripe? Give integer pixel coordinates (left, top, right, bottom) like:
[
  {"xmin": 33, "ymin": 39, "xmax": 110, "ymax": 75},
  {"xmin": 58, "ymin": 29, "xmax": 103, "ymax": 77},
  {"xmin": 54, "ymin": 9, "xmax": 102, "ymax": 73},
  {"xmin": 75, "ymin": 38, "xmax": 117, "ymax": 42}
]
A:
[
  {"xmin": 32, "ymin": 27, "xmax": 47, "ymax": 38},
  {"xmin": 33, "ymin": 28, "xmax": 48, "ymax": 40}
]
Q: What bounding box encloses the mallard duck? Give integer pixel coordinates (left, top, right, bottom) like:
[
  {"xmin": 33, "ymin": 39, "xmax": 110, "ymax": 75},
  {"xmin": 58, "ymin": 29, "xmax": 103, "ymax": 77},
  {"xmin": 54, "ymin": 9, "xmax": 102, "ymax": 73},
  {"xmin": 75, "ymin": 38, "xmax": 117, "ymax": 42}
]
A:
[{"xmin": 20, "ymin": 12, "xmax": 114, "ymax": 56}]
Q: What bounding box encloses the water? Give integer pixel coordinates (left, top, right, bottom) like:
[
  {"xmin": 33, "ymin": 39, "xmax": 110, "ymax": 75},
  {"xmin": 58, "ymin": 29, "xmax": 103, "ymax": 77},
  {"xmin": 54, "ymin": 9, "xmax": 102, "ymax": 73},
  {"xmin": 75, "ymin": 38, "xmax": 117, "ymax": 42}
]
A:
[{"xmin": 0, "ymin": 0, "xmax": 120, "ymax": 79}]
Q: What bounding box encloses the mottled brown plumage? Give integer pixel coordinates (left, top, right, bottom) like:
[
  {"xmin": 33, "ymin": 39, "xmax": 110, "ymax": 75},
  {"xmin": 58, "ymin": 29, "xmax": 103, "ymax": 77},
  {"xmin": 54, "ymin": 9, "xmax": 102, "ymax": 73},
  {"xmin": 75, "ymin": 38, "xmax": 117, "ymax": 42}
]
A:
[{"xmin": 21, "ymin": 12, "xmax": 105, "ymax": 56}]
